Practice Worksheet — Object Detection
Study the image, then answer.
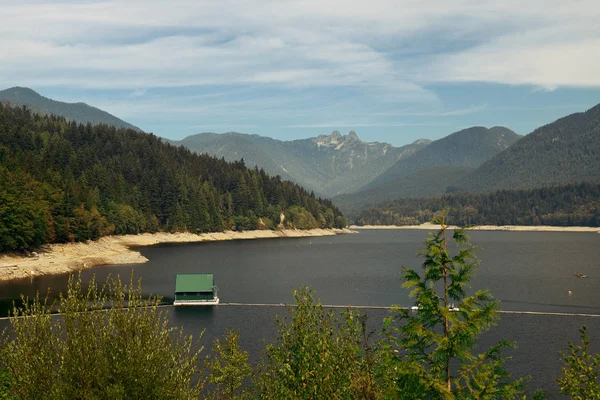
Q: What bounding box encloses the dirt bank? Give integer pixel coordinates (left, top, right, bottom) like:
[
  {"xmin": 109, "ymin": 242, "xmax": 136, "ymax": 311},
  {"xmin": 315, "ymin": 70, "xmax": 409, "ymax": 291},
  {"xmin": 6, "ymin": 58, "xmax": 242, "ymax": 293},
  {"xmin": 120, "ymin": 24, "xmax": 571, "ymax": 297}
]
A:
[
  {"xmin": 0, "ymin": 228, "xmax": 356, "ymax": 282},
  {"xmin": 351, "ymin": 223, "xmax": 600, "ymax": 232}
]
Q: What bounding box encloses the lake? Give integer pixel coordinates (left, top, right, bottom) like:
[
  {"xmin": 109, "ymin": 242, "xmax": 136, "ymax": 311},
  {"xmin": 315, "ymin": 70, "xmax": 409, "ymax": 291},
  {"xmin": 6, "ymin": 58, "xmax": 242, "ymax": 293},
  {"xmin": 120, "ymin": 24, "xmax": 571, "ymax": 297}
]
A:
[{"xmin": 1, "ymin": 229, "xmax": 599, "ymax": 396}]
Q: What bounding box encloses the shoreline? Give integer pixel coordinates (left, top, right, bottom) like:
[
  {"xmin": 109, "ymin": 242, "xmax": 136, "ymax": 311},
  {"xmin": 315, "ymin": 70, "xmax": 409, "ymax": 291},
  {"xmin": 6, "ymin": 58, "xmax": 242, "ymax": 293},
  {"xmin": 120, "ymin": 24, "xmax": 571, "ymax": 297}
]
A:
[
  {"xmin": 351, "ymin": 223, "xmax": 600, "ymax": 233},
  {"xmin": 0, "ymin": 228, "xmax": 356, "ymax": 283}
]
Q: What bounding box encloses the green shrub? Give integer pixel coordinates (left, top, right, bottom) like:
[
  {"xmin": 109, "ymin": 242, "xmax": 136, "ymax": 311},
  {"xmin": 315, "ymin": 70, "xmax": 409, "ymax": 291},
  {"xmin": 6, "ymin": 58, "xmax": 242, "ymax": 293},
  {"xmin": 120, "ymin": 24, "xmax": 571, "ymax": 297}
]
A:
[
  {"xmin": 258, "ymin": 287, "xmax": 378, "ymax": 399},
  {"xmin": 0, "ymin": 274, "xmax": 204, "ymax": 399},
  {"xmin": 285, "ymin": 206, "xmax": 318, "ymax": 229}
]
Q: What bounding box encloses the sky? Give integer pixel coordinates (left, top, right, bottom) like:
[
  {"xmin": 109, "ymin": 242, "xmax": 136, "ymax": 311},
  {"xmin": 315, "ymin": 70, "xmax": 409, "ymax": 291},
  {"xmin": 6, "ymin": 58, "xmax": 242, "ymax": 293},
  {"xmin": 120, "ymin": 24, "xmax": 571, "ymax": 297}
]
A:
[{"xmin": 1, "ymin": 0, "xmax": 599, "ymax": 146}]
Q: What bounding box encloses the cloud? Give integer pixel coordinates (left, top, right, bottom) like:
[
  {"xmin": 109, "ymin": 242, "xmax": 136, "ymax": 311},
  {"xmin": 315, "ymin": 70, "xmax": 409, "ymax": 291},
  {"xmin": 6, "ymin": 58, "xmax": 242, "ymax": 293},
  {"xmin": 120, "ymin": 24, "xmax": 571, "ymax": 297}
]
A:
[
  {"xmin": 439, "ymin": 104, "xmax": 488, "ymax": 116},
  {"xmin": 416, "ymin": 2, "xmax": 600, "ymax": 88},
  {"xmin": 0, "ymin": 1, "xmax": 432, "ymax": 102},
  {"xmin": 425, "ymin": 37, "xmax": 600, "ymax": 88},
  {"xmin": 129, "ymin": 88, "xmax": 147, "ymax": 97},
  {"xmin": 373, "ymin": 104, "xmax": 488, "ymax": 117},
  {"xmin": 2, "ymin": 0, "xmax": 597, "ymax": 93},
  {"xmin": 0, "ymin": 0, "xmax": 598, "ymax": 140}
]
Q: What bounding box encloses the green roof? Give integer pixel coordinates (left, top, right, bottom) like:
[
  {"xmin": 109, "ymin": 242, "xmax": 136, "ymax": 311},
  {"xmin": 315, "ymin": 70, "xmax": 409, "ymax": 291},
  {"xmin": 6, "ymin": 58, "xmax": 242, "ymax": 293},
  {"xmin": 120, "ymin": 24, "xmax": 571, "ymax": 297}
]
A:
[{"xmin": 175, "ymin": 274, "xmax": 214, "ymax": 293}]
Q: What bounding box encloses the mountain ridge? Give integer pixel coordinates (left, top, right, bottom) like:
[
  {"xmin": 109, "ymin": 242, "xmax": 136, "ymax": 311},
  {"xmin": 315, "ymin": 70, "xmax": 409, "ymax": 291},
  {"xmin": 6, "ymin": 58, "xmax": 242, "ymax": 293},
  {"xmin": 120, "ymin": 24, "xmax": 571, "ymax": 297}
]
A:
[
  {"xmin": 333, "ymin": 126, "xmax": 521, "ymax": 208},
  {"xmin": 0, "ymin": 87, "xmax": 142, "ymax": 132},
  {"xmin": 170, "ymin": 130, "xmax": 431, "ymax": 197},
  {"xmin": 453, "ymin": 103, "xmax": 600, "ymax": 193}
]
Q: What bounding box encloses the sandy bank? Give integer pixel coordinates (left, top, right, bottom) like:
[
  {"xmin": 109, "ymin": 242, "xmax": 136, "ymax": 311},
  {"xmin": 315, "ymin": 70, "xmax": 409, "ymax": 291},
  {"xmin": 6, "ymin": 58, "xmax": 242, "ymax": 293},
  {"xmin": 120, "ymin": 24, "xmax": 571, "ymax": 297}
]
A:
[
  {"xmin": 0, "ymin": 228, "xmax": 356, "ymax": 283},
  {"xmin": 351, "ymin": 223, "xmax": 600, "ymax": 233}
]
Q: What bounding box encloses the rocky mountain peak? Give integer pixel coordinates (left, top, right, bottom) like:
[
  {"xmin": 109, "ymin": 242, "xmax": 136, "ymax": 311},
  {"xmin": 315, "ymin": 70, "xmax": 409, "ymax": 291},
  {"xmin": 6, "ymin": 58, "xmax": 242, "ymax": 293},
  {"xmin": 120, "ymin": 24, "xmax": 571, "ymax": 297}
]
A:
[
  {"xmin": 314, "ymin": 130, "xmax": 365, "ymax": 148},
  {"xmin": 347, "ymin": 131, "xmax": 360, "ymax": 142},
  {"xmin": 330, "ymin": 130, "xmax": 342, "ymax": 140}
]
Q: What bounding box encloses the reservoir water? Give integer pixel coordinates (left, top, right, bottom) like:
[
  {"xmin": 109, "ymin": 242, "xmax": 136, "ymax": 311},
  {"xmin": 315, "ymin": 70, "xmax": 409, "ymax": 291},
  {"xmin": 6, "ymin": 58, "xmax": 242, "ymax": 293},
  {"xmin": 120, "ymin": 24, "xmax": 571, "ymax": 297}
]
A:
[{"xmin": 1, "ymin": 229, "xmax": 599, "ymax": 396}]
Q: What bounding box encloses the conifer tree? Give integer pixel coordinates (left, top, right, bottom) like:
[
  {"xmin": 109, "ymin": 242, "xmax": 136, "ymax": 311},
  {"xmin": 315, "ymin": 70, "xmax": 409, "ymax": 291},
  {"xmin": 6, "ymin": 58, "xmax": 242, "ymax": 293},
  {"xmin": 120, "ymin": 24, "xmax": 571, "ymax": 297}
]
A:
[
  {"xmin": 206, "ymin": 330, "xmax": 254, "ymax": 399},
  {"xmin": 384, "ymin": 216, "xmax": 526, "ymax": 399},
  {"xmin": 558, "ymin": 326, "xmax": 600, "ymax": 399}
]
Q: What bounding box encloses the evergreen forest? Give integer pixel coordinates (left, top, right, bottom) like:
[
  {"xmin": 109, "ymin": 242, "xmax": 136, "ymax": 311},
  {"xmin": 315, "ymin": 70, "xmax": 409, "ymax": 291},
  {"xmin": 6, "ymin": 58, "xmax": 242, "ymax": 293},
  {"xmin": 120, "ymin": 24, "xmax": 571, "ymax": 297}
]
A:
[
  {"xmin": 0, "ymin": 104, "xmax": 346, "ymax": 252},
  {"xmin": 354, "ymin": 183, "xmax": 600, "ymax": 227}
]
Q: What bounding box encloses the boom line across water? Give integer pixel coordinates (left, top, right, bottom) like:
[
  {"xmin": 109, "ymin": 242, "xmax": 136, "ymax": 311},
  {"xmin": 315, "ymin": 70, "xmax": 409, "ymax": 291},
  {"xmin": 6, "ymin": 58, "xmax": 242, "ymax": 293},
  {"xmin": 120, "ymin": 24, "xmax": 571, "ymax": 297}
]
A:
[
  {"xmin": 207, "ymin": 303, "xmax": 600, "ymax": 318},
  {"xmin": 2, "ymin": 303, "xmax": 600, "ymax": 320}
]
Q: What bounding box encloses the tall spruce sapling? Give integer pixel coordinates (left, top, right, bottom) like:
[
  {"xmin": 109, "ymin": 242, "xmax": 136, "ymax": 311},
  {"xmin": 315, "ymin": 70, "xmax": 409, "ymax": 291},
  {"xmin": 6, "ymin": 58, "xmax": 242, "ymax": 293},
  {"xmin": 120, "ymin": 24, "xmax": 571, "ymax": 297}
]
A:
[
  {"xmin": 207, "ymin": 330, "xmax": 254, "ymax": 400},
  {"xmin": 558, "ymin": 325, "xmax": 600, "ymax": 399},
  {"xmin": 384, "ymin": 216, "xmax": 527, "ymax": 399}
]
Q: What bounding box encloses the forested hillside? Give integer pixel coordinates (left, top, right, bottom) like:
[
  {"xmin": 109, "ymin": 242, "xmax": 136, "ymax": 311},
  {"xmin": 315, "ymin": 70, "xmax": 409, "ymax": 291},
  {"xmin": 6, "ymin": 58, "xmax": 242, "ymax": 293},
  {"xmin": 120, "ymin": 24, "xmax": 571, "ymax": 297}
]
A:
[
  {"xmin": 0, "ymin": 87, "xmax": 141, "ymax": 132},
  {"xmin": 354, "ymin": 183, "xmax": 600, "ymax": 227},
  {"xmin": 366, "ymin": 126, "xmax": 520, "ymax": 184},
  {"xmin": 333, "ymin": 165, "xmax": 474, "ymax": 210},
  {"xmin": 0, "ymin": 104, "xmax": 345, "ymax": 252},
  {"xmin": 455, "ymin": 103, "xmax": 600, "ymax": 192}
]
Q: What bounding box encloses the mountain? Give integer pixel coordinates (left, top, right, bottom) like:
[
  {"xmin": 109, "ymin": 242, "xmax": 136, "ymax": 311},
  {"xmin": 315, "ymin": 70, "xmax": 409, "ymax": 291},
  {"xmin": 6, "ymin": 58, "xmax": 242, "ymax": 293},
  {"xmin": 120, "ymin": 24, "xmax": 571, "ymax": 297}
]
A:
[
  {"xmin": 170, "ymin": 131, "xmax": 431, "ymax": 197},
  {"xmin": 0, "ymin": 87, "xmax": 141, "ymax": 131},
  {"xmin": 333, "ymin": 126, "xmax": 521, "ymax": 208},
  {"xmin": 454, "ymin": 104, "xmax": 600, "ymax": 193}
]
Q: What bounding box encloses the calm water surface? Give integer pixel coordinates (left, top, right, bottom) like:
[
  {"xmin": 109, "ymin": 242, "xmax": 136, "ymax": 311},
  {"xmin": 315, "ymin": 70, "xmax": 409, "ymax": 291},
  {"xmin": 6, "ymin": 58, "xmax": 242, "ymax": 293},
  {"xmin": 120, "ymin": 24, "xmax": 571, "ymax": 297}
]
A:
[{"xmin": 1, "ymin": 229, "xmax": 599, "ymax": 396}]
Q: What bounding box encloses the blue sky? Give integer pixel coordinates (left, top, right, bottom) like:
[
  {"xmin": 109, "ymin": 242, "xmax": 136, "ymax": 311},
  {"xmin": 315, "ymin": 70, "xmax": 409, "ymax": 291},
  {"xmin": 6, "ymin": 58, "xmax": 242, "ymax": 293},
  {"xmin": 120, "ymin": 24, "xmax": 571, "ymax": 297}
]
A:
[{"xmin": 1, "ymin": 0, "xmax": 599, "ymax": 146}]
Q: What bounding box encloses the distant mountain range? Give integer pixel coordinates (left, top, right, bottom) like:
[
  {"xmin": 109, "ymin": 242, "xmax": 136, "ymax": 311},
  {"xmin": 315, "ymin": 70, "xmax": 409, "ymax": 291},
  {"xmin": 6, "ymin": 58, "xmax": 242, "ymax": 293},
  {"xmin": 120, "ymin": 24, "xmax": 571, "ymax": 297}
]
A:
[
  {"xmin": 341, "ymin": 103, "xmax": 600, "ymax": 215},
  {"xmin": 169, "ymin": 131, "xmax": 430, "ymax": 197},
  {"xmin": 5, "ymin": 87, "xmax": 598, "ymax": 215},
  {"xmin": 333, "ymin": 126, "xmax": 521, "ymax": 208},
  {"xmin": 0, "ymin": 87, "xmax": 141, "ymax": 132}
]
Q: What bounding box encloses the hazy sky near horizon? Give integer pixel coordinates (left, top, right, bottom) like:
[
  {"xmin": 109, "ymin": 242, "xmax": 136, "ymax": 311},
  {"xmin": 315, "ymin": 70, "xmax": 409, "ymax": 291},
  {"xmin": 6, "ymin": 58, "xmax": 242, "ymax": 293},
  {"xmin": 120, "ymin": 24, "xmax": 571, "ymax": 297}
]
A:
[{"xmin": 1, "ymin": 0, "xmax": 599, "ymax": 145}]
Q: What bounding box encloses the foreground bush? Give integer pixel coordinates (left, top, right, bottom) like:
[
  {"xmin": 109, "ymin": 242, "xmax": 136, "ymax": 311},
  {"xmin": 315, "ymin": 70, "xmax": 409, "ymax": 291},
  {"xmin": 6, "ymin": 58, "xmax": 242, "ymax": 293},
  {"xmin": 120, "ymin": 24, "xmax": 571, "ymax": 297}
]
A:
[
  {"xmin": 258, "ymin": 287, "xmax": 383, "ymax": 399},
  {"xmin": 0, "ymin": 368, "xmax": 10, "ymax": 399},
  {"xmin": 0, "ymin": 275, "xmax": 203, "ymax": 399}
]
